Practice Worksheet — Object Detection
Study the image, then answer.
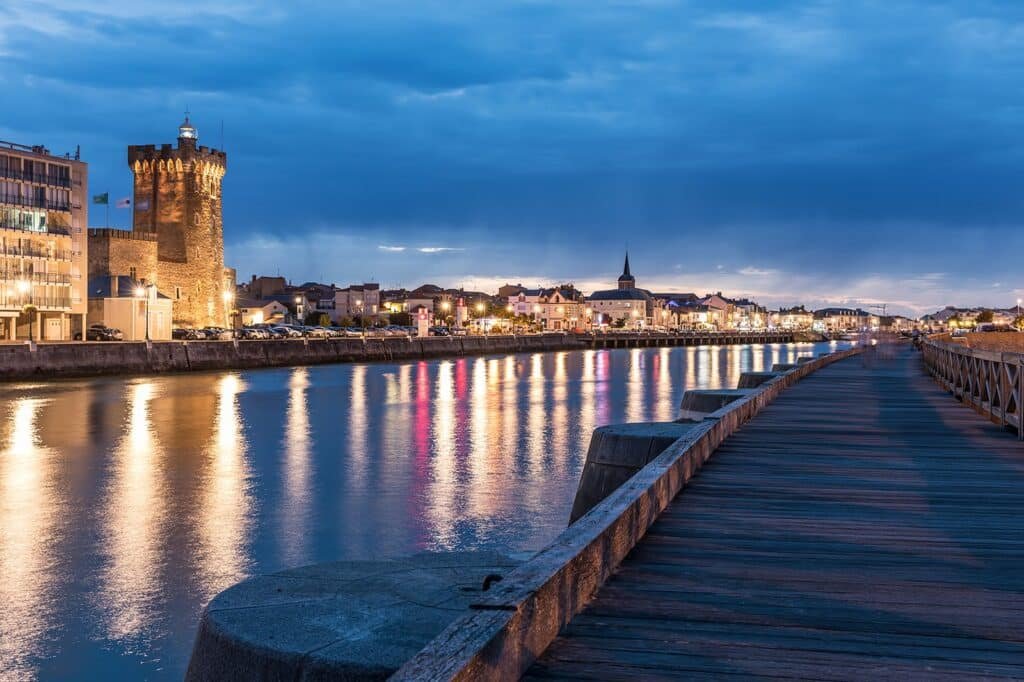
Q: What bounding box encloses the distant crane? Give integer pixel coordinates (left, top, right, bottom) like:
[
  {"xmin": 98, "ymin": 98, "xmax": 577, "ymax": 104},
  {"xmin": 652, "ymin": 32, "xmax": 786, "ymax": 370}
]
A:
[{"xmin": 867, "ymin": 303, "xmax": 890, "ymax": 333}]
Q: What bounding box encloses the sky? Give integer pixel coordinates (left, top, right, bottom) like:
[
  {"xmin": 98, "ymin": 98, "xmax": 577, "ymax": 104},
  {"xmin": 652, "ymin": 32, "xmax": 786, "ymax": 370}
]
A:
[{"xmin": 2, "ymin": 1, "xmax": 1023, "ymax": 316}]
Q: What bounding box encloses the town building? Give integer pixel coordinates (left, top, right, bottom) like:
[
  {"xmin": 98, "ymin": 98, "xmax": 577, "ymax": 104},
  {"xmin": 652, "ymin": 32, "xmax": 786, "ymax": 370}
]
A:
[
  {"xmin": 0, "ymin": 140, "xmax": 88, "ymax": 340},
  {"xmin": 497, "ymin": 283, "xmax": 527, "ymax": 300},
  {"xmin": 87, "ymin": 275, "xmax": 173, "ymax": 340},
  {"xmin": 813, "ymin": 307, "xmax": 877, "ymax": 333},
  {"xmin": 244, "ymin": 275, "xmax": 287, "ymax": 300},
  {"xmin": 725, "ymin": 296, "xmax": 768, "ymax": 330},
  {"xmin": 237, "ymin": 298, "xmax": 289, "ymax": 325},
  {"xmin": 89, "ymin": 117, "xmax": 234, "ymax": 329},
  {"xmin": 509, "ymin": 288, "xmax": 544, "ymax": 318},
  {"xmin": 509, "ymin": 286, "xmax": 586, "ymax": 331},
  {"xmin": 771, "ymin": 306, "xmax": 814, "ymax": 330},
  {"xmin": 672, "ymin": 302, "xmax": 715, "ymax": 330},
  {"xmin": 332, "ymin": 283, "xmax": 381, "ymax": 323},
  {"xmin": 587, "ymin": 253, "xmax": 654, "ymax": 328}
]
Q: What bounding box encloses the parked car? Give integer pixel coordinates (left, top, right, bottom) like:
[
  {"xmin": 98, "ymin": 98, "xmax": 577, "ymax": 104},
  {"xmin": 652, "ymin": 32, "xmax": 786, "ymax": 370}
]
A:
[
  {"xmin": 201, "ymin": 327, "xmax": 234, "ymax": 340},
  {"xmin": 172, "ymin": 327, "xmax": 197, "ymax": 340},
  {"xmin": 238, "ymin": 327, "xmax": 267, "ymax": 340},
  {"xmin": 272, "ymin": 326, "xmax": 303, "ymax": 338},
  {"xmin": 76, "ymin": 324, "xmax": 123, "ymax": 341}
]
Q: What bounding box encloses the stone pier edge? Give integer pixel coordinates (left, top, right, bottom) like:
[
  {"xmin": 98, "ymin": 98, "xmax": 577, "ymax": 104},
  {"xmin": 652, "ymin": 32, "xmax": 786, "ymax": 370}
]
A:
[
  {"xmin": 391, "ymin": 345, "xmax": 865, "ymax": 682},
  {"xmin": 0, "ymin": 331, "xmax": 803, "ymax": 382}
]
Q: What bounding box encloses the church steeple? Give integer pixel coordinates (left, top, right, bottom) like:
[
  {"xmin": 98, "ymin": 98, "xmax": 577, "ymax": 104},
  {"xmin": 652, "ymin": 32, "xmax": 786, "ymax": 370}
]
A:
[{"xmin": 618, "ymin": 251, "xmax": 636, "ymax": 290}]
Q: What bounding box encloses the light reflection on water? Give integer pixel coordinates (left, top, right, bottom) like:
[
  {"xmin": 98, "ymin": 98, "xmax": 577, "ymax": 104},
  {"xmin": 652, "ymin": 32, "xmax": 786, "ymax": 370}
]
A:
[{"xmin": 0, "ymin": 341, "xmax": 843, "ymax": 679}]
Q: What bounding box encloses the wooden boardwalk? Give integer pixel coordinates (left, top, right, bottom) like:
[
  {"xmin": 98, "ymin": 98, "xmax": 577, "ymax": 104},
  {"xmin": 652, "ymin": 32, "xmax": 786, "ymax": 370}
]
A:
[{"xmin": 528, "ymin": 347, "xmax": 1024, "ymax": 680}]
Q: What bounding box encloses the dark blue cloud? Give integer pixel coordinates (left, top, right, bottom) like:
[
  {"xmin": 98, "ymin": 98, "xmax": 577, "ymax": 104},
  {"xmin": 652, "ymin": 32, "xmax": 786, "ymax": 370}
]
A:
[{"xmin": 2, "ymin": 0, "xmax": 1023, "ymax": 314}]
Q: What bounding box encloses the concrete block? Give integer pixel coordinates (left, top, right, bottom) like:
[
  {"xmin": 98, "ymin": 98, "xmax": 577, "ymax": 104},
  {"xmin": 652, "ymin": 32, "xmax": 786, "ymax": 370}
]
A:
[
  {"xmin": 185, "ymin": 551, "xmax": 519, "ymax": 682},
  {"xmin": 569, "ymin": 422, "xmax": 698, "ymax": 524},
  {"xmin": 771, "ymin": 362, "xmax": 798, "ymax": 372},
  {"xmin": 737, "ymin": 371, "xmax": 782, "ymax": 389},
  {"xmin": 677, "ymin": 388, "xmax": 753, "ymax": 421}
]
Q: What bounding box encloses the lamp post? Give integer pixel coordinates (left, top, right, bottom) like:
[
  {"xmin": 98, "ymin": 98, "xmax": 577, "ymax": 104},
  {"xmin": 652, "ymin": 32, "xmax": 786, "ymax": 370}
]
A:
[
  {"xmin": 294, "ymin": 295, "xmax": 303, "ymax": 325},
  {"xmin": 474, "ymin": 301, "xmax": 487, "ymax": 335},
  {"xmin": 135, "ymin": 285, "xmax": 151, "ymax": 341},
  {"xmin": 222, "ymin": 290, "xmax": 234, "ymax": 336},
  {"xmin": 17, "ymin": 279, "xmax": 33, "ymax": 341}
]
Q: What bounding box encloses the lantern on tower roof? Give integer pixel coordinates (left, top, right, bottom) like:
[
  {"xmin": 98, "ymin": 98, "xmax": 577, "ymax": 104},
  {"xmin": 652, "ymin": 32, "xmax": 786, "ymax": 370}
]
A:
[{"xmin": 178, "ymin": 115, "xmax": 198, "ymax": 141}]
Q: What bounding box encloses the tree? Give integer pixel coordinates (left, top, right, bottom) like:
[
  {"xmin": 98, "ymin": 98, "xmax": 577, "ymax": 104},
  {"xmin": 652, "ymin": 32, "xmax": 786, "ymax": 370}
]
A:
[
  {"xmin": 337, "ymin": 316, "xmax": 355, "ymax": 327},
  {"xmin": 1014, "ymin": 315, "xmax": 1024, "ymax": 330},
  {"xmin": 612, "ymin": 317, "xmax": 627, "ymax": 329},
  {"xmin": 305, "ymin": 312, "xmax": 331, "ymax": 326},
  {"xmin": 389, "ymin": 311, "xmax": 412, "ymax": 326},
  {"xmin": 976, "ymin": 309, "xmax": 994, "ymax": 324}
]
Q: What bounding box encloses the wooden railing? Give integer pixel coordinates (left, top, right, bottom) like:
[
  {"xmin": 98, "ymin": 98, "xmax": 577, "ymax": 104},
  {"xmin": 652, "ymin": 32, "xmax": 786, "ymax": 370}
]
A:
[{"xmin": 921, "ymin": 336, "xmax": 1024, "ymax": 439}]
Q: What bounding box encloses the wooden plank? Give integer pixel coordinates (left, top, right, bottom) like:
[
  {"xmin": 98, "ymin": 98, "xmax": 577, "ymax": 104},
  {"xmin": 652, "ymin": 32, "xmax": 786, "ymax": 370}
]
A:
[{"xmin": 528, "ymin": 347, "xmax": 1024, "ymax": 679}]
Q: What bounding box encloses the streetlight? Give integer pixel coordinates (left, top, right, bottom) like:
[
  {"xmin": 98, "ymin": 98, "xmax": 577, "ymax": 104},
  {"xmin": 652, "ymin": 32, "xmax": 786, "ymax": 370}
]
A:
[
  {"xmin": 294, "ymin": 295, "xmax": 303, "ymax": 324},
  {"xmin": 222, "ymin": 290, "xmax": 234, "ymax": 336},
  {"xmin": 135, "ymin": 285, "xmax": 151, "ymax": 341}
]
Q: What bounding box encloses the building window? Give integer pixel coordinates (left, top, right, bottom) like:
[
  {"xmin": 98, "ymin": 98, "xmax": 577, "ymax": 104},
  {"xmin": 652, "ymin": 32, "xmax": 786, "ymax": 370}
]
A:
[
  {"xmin": 175, "ymin": 286, "xmax": 182, "ymax": 300},
  {"xmin": 130, "ymin": 266, "xmax": 137, "ymax": 280}
]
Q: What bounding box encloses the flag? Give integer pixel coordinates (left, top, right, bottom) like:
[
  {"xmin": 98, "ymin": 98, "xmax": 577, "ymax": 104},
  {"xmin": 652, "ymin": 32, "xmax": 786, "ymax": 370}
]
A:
[
  {"xmin": 137, "ymin": 199, "xmax": 150, "ymax": 211},
  {"xmin": 92, "ymin": 192, "xmax": 109, "ymax": 205},
  {"xmin": 115, "ymin": 197, "xmax": 131, "ymax": 209}
]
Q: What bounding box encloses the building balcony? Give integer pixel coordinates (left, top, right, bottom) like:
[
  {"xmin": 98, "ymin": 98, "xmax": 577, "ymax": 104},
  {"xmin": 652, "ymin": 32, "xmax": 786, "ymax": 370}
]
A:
[
  {"xmin": 0, "ymin": 295, "xmax": 71, "ymax": 311},
  {"xmin": 0, "ymin": 166, "xmax": 72, "ymax": 188},
  {"xmin": 0, "ymin": 193, "xmax": 71, "ymax": 212},
  {"xmin": 0, "ymin": 272, "xmax": 73, "ymax": 286},
  {"xmin": 0, "ymin": 245, "xmax": 74, "ymax": 261},
  {"xmin": 0, "ymin": 219, "xmax": 72, "ymax": 237}
]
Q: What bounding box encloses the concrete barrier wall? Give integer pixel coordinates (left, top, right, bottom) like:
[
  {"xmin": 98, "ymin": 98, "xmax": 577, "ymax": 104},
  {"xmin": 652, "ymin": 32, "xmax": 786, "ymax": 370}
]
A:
[{"xmin": 0, "ymin": 331, "xmax": 810, "ymax": 381}]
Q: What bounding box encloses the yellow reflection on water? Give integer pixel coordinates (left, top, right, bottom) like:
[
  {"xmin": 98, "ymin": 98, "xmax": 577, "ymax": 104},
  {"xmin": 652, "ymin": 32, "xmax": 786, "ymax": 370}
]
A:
[
  {"xmin": 726, "ymin": 345, "xmax": 743, "ymax": 390},
  {"xmin": 0, "ymin": 397, "xmax": 62, "ymax": 680},
  {"xmin": 427, "ymin": 361, "xmax": 457, "ymax": 546},
  {"xmin": 501, "ymin": 356, "xmax": 518, "ymax": 459},
  {"xmin": 550, "ymin": 352, "xmax": 569, "ymax": 473},
  {"xmin": 526, "ymin": 353, "xmax": 546, "ymax": 474},
  {"xmin": 348, "ymin": 365, "xmax": 368, "ymax": 488},
  {"xmin": 281, "ymin": 368, "xmax": 312, "ymax": 565},
  {"xmin": 467, "ymin": 358, "xmax": 491, "ymax": 519},
  {"xmin": 96, "ymin": 381, "xmax": 168, "ymax": 643},
  {"xmin": 708, "ymin": 346, "xmax": 722, "ymax": 389},
  {"xmin": 655, "ymin": 346, "xmax": 673, "ymax": 422},
  {"xmin": 195, "ymin": 374, "xmax": 253, "ymax": 601}
]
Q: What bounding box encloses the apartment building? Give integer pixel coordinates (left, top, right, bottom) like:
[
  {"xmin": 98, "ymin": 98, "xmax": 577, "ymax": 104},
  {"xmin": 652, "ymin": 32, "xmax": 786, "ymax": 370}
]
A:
[{"xmin": 0, "ymin": 141, "xmax": 88, "ymax": 340}]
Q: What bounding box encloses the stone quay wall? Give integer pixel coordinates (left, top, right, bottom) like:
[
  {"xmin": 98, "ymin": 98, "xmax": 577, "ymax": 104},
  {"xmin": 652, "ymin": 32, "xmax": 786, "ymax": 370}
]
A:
[{"xmin": 0, "ymin": 331, "xmax": 799, "ymax": 382}]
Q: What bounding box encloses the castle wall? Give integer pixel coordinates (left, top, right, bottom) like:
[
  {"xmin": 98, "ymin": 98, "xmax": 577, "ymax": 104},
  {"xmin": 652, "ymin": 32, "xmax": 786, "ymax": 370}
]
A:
[{"xmin": 87, "ymin": 229, "xmax": 158, "ymax": 285}]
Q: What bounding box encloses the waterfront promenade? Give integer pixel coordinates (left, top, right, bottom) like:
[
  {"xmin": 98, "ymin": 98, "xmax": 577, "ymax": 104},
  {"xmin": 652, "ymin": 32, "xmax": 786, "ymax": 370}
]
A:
[{"xmin": 526, "ymin": 347, "xmax": 1024, "ymax": 679}]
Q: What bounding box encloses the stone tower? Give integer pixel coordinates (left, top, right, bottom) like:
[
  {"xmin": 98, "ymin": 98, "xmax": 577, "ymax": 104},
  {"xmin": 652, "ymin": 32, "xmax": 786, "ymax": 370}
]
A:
[{"xmin": 128, "ymin": 116, "xmax": 228, "ymax": 328}]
